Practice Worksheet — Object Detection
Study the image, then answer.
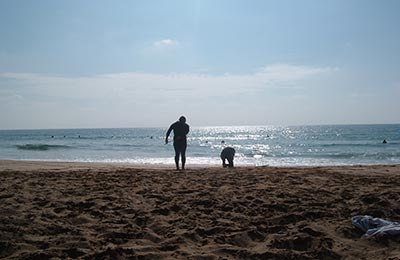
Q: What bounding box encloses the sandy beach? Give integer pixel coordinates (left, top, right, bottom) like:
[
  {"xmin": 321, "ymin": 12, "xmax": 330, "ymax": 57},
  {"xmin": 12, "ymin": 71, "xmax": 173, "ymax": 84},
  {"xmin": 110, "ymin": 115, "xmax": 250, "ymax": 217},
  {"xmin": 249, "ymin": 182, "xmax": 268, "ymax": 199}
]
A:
[{"xmin": 1, "ymin": 160, "xmax": 400, "ymax": 259}]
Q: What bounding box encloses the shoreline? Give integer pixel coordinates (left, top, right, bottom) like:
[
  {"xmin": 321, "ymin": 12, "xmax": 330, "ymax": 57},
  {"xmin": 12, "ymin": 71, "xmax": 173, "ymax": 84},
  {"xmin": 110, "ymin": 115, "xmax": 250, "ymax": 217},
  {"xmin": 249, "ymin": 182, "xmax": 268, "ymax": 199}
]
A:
[
  {"xmin": 1, "ymin": 161, "xmax": 400, "ymax": 259},
  {"xmin": 0, "ymin": 159, "xmax": 224, "ymax": 172},
  {"xmin": 1, "ymin": 159, "xmax": 400, "ymax": 172}
]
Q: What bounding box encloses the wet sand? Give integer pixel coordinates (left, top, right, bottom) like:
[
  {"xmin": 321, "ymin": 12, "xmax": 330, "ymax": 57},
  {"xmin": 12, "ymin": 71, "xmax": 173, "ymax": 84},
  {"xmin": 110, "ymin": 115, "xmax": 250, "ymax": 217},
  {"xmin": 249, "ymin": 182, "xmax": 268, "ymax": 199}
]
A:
[{"xmin": 1, "ymin": 160, "xmax": 400, "ymax": 259}]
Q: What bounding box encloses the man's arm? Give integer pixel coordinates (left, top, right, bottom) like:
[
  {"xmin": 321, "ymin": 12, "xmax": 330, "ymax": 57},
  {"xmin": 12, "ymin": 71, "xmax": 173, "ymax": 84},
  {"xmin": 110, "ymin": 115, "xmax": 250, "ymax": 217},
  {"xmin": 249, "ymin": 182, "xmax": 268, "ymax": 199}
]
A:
[
  {"xmin": 185, "ymin": 124, "xmax": 190, "ymax": 135},
  {"xmin": 165, "ymin": 125, "xmax": 173, "ymax": 144}
]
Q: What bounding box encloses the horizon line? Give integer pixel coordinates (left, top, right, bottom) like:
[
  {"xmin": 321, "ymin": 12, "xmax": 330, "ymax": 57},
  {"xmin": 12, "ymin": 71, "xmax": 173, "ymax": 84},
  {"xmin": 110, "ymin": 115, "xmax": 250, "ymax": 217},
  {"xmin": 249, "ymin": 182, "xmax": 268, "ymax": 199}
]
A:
[{"xmin": 1, "ymin": 122, "xmax": 400, "ymax": 131}]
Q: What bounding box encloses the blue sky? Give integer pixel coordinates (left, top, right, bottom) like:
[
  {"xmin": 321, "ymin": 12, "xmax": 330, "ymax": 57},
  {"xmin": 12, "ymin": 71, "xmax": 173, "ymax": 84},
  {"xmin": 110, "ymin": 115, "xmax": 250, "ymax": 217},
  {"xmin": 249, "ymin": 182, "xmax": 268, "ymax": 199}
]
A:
[{"xmin": 0, "ymin": 0, "xmax": 399, "ymax": 129}]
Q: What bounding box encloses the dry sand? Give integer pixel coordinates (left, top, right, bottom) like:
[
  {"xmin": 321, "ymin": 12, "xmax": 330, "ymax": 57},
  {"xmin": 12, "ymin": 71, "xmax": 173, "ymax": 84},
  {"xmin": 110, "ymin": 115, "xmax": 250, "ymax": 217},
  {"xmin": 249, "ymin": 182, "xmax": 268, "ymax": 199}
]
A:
[{"xmin": 1, "ymin": 160, "xmax": 400, "ymax": 259}]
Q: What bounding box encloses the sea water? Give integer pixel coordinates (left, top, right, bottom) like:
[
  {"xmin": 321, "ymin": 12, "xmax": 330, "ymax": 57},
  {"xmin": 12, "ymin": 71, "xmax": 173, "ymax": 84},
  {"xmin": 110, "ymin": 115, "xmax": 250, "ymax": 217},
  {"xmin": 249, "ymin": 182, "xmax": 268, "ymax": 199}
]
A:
[{"xmin": 0, "ymin": 125, "xmax": 399, "ymax": 166}]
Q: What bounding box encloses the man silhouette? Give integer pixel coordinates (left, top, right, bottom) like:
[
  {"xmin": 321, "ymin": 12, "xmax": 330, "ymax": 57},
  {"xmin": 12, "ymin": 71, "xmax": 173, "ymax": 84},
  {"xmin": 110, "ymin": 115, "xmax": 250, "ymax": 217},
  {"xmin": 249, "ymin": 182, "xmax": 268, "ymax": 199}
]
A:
[
  {"xmin": 165, "ymin": 116, "xmax": 190, "ymax": 170},
  {"xmin": 221, "ymin": 147, "xmax": 236, "ymax": 168}
]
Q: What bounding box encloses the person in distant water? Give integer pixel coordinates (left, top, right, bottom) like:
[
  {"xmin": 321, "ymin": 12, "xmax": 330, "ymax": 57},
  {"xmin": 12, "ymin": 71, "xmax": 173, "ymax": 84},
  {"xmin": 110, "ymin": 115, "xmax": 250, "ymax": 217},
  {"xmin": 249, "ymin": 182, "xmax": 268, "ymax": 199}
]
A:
[
  {"xmin": 383, "ymin": 139, "xmax": 387, "ymax": 144},
  {"xmin": 166, "ymin": 116, "xmax": 190, "ymax": 170},
  {"xmin": 221, "ymin": 147, "xmax": 236, "ymax": 168}
]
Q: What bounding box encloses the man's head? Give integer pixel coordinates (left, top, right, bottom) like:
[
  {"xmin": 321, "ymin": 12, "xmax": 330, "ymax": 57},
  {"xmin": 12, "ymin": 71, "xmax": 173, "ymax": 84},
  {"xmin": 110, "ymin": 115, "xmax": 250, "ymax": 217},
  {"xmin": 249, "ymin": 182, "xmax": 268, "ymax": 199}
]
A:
[{"xmin": 179, "ymin": 116, "xmax": 186, "ymax": 123}]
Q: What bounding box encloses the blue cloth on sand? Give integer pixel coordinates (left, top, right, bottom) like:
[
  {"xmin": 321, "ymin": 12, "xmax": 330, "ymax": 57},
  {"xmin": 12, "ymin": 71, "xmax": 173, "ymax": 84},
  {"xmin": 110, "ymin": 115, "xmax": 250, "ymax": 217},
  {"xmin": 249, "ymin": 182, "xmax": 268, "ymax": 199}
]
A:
[{"xmin": 352, "ymin": 215, "xmax": 400, "ymax": 237}]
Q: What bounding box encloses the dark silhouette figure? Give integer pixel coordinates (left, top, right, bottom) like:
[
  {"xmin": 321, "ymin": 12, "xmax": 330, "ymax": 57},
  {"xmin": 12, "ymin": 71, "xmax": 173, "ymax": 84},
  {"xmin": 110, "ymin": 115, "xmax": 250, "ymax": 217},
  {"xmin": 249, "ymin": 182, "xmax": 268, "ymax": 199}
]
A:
[
  {"xmin": 383, "ymin": 139, "xmax": 387, "ymax": 144},
  {"xmin": 221, "ymin": 147, "xmax": 236, "ymax": 168},
  {"xmin": 166, "ymin": 116, "xmax": 190, "ymax": 170}
]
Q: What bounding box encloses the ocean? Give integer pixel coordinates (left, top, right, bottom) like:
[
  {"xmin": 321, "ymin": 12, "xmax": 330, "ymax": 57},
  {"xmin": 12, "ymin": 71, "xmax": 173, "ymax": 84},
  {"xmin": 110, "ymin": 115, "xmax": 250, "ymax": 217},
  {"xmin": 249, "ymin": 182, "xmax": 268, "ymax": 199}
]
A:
[{"xmin": 0, "ymin": 124, "xmax": 399, "ymax": 166}]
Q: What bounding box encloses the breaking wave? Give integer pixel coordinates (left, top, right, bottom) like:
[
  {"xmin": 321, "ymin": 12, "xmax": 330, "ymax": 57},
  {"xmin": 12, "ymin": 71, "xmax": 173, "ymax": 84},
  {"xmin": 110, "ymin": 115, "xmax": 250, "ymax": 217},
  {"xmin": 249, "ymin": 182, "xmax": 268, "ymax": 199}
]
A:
[{"xmin": 16, "ymin": 144, "xmax": 71, "ymax": 151}]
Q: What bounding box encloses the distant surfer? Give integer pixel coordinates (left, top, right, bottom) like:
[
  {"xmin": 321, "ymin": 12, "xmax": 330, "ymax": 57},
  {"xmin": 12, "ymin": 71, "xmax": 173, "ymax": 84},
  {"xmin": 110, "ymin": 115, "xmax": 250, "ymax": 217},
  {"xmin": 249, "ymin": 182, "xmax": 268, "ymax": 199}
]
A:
[
  {"xmin": 166, "ymin": 116, "xmax": 190, "ymax": 170},
  {"xmin": 221, "ymin": 147, "xmax": 236, "ymax": 168},
  {"xmin": 383, "ymin": 139, "xmax": 387, "ymax": 144}
]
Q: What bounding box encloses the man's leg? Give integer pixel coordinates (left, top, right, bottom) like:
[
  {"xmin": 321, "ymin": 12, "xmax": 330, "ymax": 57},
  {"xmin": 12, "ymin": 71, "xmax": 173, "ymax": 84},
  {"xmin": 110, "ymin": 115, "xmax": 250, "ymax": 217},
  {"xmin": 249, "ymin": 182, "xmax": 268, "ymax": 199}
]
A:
[
  {"xmin": 221, "ymin": 156, "xmax": 227, "ymax": 168},
  {"xmin": 174, "ymin": 144, "xmax": 180, "ymax": 170},
  {"xmin": 228, "ymin": 157, "xmax": 234, "ymax": 168},
  {"xmin": 181, "ymin": 145, "xmax": 186, "ymax": 170}
]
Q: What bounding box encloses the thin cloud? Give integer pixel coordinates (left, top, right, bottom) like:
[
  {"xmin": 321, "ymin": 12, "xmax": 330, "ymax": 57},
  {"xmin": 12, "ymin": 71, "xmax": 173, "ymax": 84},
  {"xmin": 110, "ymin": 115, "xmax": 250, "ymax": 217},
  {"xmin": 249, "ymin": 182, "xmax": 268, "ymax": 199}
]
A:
[
  {"xmin": 0, "ymin": 64, "xmax": 336, "ymax": 102},
  {"xmin": 153, "ymin": 39, "xmax": 179, "ymax": 49},
  {"xmin": 258, "ymin": 64, "xmax": 338, "ymax": 81},
  {"xmin": 0, "ymin": 64, "xmax": 342, "ymax": 128}
]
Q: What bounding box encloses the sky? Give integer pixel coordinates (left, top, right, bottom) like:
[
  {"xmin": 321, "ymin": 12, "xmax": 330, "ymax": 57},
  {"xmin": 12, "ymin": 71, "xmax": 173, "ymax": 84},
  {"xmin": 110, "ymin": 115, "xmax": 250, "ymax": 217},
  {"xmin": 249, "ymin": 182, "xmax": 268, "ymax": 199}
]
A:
[{"xmin": 0, "ymin": 0, "xmax": 399, "ymax": 129}]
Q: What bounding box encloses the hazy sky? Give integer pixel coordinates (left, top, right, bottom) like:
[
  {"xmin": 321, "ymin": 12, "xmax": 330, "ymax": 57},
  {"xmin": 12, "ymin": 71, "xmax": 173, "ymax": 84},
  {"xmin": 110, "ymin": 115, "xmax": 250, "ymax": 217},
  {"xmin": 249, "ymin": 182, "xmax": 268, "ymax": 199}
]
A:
[{"xmin": 1, "ymin": 0, "xmax": 399, "ymax": 129}]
